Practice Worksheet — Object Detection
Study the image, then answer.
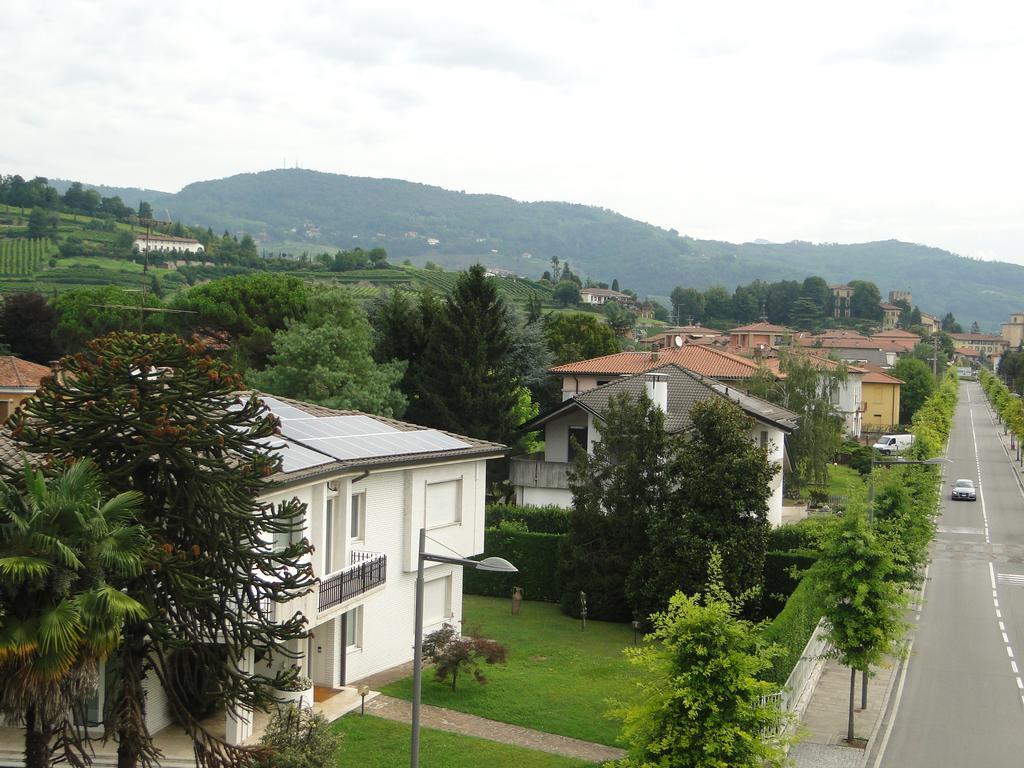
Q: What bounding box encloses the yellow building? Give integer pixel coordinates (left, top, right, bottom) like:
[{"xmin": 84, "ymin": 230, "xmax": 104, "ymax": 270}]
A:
[
  {"xmin": 861, "ymin": 369, "xmax": 903, "ymax": 429},
  {"xmin": 0, "ymin": 356, "xmax": 51, "ymax": 421}
]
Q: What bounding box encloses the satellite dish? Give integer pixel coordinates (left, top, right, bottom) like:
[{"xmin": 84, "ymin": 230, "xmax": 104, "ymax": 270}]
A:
[{"xmin": 674, "ymin": 335, "xmax": 684, "ymax": 347}]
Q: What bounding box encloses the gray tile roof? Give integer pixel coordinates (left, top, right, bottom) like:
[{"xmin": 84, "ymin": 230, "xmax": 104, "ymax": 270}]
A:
[{"xmin": 525, "ymin": 363, "xmax": 798, "ymax": 434}]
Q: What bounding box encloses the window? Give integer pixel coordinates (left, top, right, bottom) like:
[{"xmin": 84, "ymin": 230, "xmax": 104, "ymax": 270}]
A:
[
  {"xmin": 423, "ymin": 575, "xmax": 452, "ymax": 626},
  {"xmin": 760, "ymin": 430, "xmax": 769, "ymax": 450},
  {"xmin": 568, "ymin": 426, "xmax": 588, "ymax": 462},
  {"xmin": 324, "ymin": 498, "xmax": 335, "ymax": 573},
  {"xmin": 349, "ymin": 493, "xmax": 365, "ymax": 541},
  {"xmin": 343, "ymin": 607, "xmax": 361, "ymax": 649},
  {"xmin": 425, "ymin": 480, "xmax": 462, "ymax": 528}
]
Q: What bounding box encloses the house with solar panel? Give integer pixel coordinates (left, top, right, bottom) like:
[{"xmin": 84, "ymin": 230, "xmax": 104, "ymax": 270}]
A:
[
  {"xmin": 511, "ymin": 364, "xmax": 797, "ymax": 526},
  {"xmin": 0, "ymin": 393, "xmax": 505, "ymax": 750}
]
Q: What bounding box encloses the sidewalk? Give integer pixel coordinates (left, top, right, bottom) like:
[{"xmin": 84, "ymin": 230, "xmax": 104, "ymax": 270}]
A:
[{"xmin": 789, "ymin": 656, "xmax": 900, "ymax": 768}]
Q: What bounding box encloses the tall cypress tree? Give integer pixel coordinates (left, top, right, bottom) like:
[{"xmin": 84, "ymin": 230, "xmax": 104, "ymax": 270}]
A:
[
  {"xmin": 9, "ymin": 333, "xmax": 315, "ymax": 768},
  {"xmin": 410, "ymin": 264, "xmax": 519, "ymax": 445}
]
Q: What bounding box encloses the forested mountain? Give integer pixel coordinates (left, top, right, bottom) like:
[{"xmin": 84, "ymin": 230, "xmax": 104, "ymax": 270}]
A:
[{"xmin": 54, "ymin": 169, "xmax": 1024, "ymax": 330}]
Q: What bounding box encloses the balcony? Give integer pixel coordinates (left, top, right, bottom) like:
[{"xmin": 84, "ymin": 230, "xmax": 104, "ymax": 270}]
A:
[
  {"xmin": 509, "ymin": 453, "xmax": 572, "ymax": 491},
  {"xmin": 319, "ymin": 550, "xmax": 387, "ymax": 612}
]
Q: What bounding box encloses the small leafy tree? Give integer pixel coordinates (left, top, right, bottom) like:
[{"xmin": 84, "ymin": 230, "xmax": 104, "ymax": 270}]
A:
[
  {"xmin": 421, "ymin": 623, "xmax": 507, "ymax": 690},
  {"xmin": 818, "ymin": 506, "xmax": 907, "ymax": 742},
  {"xmin": 258, "ymin": 704, "xmax": 343, "ymax": 768},
  {"xmin": 614, "ymin": 552, "xmax": 789, "ymax": 768}
]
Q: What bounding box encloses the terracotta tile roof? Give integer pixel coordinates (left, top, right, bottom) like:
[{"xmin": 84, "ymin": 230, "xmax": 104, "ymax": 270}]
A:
[
  {"xmin": 879, "ymin": 302, "xmax": 902, "ymax": 311},
  {"xmin": 871, "ymin": 329, "xmax": 920, "ymax": 339},
  {"xmin": 856, "ymin": 362, "xmax": 903, "ymax": 384},
  {"xmin": 729, "ymin": 321, "xmax": 794, "ymax": 334},
  {"xmin": 550, "ymin": 347, "xmax": 768, "ymax": 380},
  {"xmin": 0, "ymin": 356, "xmax": 51, "ymax": 390},
  {"xmin": 955, "ymin": 346, "xmax": 981, "ymax": 357},
  {"xmin": 948, "ymin": 332, "xmax": 1007, "ymax": 344},
  {"xmin": 762, "ymin": 351, "xmax": 867, "ymax": 375}
]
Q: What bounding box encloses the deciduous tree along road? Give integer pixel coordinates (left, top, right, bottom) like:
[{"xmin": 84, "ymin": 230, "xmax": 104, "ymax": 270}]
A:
[{"xmin": 878, "ymin": 381, "xmax": 1024, "ymax": 766}]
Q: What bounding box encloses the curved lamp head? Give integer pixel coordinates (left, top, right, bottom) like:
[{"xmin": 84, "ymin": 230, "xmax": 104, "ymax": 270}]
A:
[{"xmin": 474, "ymin": 556, "xmax": 518, "ymax": 573}]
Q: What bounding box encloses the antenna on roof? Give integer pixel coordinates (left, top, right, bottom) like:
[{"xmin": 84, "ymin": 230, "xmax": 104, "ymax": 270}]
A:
[{"xmin": 759, "ymin": 302, "xmax": 768, "ymax": 323}]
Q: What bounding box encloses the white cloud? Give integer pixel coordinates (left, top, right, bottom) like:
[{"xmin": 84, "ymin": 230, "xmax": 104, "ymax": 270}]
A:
[{"xmin": 2, "ymin": 0, "xmax": 1024, "ymax": 263}]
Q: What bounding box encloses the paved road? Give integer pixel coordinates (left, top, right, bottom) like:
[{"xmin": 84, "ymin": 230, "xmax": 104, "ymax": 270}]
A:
[{"xmin": 877, "ymin": 381, "xmax": 1024, "ymax": 767}]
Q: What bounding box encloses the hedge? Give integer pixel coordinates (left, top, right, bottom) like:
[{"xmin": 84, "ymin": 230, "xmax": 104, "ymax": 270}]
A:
[
  {"xmin": 762, "ymin": 549, "xmax": 820, "ymax": 618},
  {"xmin": 463, "ymin": 529, "xmax": 564, "ymax": 603},
  {"xmin": 760, "ymin": 569, "xmax": 826, "ymax": 685},
  {"xmin": 485, "ymin": 503, "xmax": 572, "ymax": 534}
]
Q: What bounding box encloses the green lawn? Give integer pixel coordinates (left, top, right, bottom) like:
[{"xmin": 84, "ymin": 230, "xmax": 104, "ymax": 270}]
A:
[
  {"xmin": 332, "ymin": 715, "xmax": 597, "ymax": 768},
  {"xmin": 381, "ymin": 596, "xmax": 635, "ymax": 746},
  {"xmin": 827, "ymin": 464, "xmax": 865, "ymax": 497}
]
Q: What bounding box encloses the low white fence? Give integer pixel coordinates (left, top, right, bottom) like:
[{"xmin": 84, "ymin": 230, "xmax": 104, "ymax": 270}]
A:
[{"xmin": 779, "ymin": 618, "xmax": 830, "ymax": 717}]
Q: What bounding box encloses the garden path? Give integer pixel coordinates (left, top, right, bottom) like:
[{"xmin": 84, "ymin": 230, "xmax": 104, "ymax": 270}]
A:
[{"xmin": 364, "ymin": 694, "xmax": 627, "ymax": 764}]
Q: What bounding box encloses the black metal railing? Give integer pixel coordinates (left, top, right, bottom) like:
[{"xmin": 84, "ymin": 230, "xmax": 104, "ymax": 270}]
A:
[{"xmin": 319, "ymin": 552, "xmax": 387, "ymax": 612}]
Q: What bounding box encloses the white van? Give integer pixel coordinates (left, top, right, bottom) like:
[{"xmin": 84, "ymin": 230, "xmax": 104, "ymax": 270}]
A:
[{"xmin": 872, "ymin": 434, "xmax": 915, "ymax": 455}]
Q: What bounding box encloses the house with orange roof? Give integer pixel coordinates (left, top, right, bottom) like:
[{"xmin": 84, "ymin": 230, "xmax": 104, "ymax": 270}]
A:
[
  {"xmin": 948, "ymin": 332, "xmax": 1008, "ymax": 364},
  {"xmin": 549, "ymin": 347, "xmax": 771, "ymax": 400},
  {"xmin": 511, "ymin": 364, "xmax": 797, "ymax": 523},
  {"xmin": 728, "ymin": 321, "xmax": 794, "ymax": 354},
  {"xmin": 870, "ymin": 329, "xmax": 919, "ymax": 353},
  {"xmin": 860, "ymin": 366, "xmax": 903, "ymax": 430},
  {"xmin": 0, "ymin": 356, "xmax": 51, "ymax": 421}
]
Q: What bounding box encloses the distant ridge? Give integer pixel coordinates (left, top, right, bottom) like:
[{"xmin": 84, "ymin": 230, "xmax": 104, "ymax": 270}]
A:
[{"xmin": 52, "ymin": 169, "xmax": 1024, "ymax": 330}]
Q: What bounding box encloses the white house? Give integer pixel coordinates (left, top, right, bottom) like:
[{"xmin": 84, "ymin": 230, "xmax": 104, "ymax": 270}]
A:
[
  {"xmin": 132, "ymin": 234, "xmax": 206, "ymax": 254},
  {"xmin": 510, "ymin": 364, "xmax": 798, "ymax": 526},
  {"xmin": 0, "ymin": 394, "xmax": 504, "ymax": 748},
  {"xmin": 579, "ymin": 287, "xmax": 635, "ymax": 306}
]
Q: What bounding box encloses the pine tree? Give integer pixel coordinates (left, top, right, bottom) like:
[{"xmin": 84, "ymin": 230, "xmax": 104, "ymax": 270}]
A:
[
  {"xmin": 9, "ymin": 332, "xmax": 316, "ymax": 768},
  {"xmin": 410, "ymin": 265, "xmax": 519, "ymax": 445}
]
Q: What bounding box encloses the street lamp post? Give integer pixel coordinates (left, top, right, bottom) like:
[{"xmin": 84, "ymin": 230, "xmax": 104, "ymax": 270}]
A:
[
  {"xmin": 411, "ymin": 528, "xmax": 518, "ymax": 768},
  {"xmin": 864, "ymin": 454, "xmax": 951, "ymax": 709}
]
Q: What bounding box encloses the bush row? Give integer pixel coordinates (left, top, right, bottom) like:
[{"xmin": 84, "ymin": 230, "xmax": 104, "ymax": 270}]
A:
[
  {"xmin": 485, "ymin": 503, "xmax": 572, "ymax": 534},
  {"xmin": 980, "ymin": 369, "xmax": 1024, "ymax": 435}
]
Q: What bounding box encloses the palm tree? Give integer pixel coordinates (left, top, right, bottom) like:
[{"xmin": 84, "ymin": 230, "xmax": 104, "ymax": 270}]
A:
[{"xmin": 0, "ymin": 460, "xmax": 150, "ymax": 768}]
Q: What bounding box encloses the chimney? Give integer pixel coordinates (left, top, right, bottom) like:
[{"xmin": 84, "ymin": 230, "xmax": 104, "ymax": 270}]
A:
[{"xmin": 645, "ymin": 373, "xmax": 669, "ymax": 413}]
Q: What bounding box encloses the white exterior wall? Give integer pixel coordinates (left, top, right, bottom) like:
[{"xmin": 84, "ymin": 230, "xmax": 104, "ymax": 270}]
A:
[
  {"xmin": 256, "ymin": 457, "xmax": 488, "ymax": 689},
  {"xmin": 560, "ymin": 374, "xmax": 613, "ymax": 400},
  {"xmin": 833, "ymin": 375, "xmax": 863, "ymax": 438},
  {"xmin": 748, "ymin": 423, "xmax": 786, "ymax": 527},
  {"xmin": 132, "ymin": 237, "xmax": 205, "ymax": 254},
  {"xmin": 543, "ymin": 411, "xmax": 590, "ymax": 463},
  {"xmin": 518, "ymin": 486, "xmax": 573, "ymax": 507}
]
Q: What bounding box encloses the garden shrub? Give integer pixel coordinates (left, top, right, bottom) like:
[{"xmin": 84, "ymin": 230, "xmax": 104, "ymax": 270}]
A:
[{"xmin": 258, "ymin": 705, "xmax": 343, "ymax": 768}]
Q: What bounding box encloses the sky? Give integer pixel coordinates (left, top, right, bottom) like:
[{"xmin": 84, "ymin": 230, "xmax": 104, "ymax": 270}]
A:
[{"xmin": 3, "ymin": 0, "xmax": 1024, "ymax": 263}]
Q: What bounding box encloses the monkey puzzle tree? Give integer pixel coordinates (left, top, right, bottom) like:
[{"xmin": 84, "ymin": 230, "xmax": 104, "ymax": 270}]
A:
[{"xmin": 9, "ymin": 332, "xmax": 316, "ymax": 768}]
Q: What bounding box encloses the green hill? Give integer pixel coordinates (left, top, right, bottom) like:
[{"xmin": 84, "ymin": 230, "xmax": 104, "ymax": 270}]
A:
[{"xmin": 53, "ymin": 169, "xmax": 1024, "ymax": 330}]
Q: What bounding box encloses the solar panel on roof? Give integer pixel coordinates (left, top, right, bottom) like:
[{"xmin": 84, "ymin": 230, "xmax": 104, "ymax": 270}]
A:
[
  {"xmin": 260, "ymin": 396, "xmax": 316, "ymax": 421},
  {"xmin": 281, "ymin": 415, "xmax": 401, "ymax": 441},
  {"xmin": 254, "ymin": 436, "xmax": 334, "ymax": 473},
  {"xmin": 308, "ymin": 430, "xmax": 470, "ymax": 462}
]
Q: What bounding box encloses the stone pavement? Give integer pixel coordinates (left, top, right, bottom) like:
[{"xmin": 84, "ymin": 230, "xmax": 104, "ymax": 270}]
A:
[
  {"xmin": 790, "ymin": 656, "xmax": 900, "ymax": 767},
  {"xmin": 364, "ymin": 694, "xmax": 627, "ymax": 764}
]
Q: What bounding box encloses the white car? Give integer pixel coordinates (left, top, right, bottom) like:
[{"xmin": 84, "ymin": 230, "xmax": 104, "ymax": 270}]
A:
[{"xmin": 951, "ymin": 479, "xmax": 976, "ymax": 501}]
